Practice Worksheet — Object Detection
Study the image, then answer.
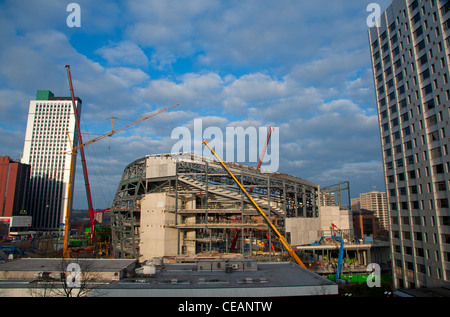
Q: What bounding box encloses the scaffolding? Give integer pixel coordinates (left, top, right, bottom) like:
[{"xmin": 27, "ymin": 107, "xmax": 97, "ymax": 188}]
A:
[{"xmin": 110, "ymin": 153, "xmax": 320, "ymax": 260}]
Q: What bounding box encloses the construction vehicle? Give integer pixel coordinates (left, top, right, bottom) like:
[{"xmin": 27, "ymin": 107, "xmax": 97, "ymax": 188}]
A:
[
  {"xmin": 202, "ymin": 139, "xmax": 307, "ymax": 269},
  {"xmin": 62, "ymin": 65, "xmax": 179, "ymax": 258},
  {"xmin": 312, "ymin": 236, "xmax": 348, "ymax": 283}
]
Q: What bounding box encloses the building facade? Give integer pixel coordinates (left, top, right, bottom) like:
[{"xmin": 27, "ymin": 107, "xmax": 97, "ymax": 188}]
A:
[
  {"xmin": 0, "ymin": 156, "xmax": 30, "ymax": 217},
  {"xmin": 110, "ymin": 153, "xmax": 327, "ymax": 261},
  {"xmin": 359, "ymin": 191, "xmax": 389, "ymax": 231},
  {"xmin": 21, "ymin": 90, "xmax": 80, "ymax": 232},
  {"xmin": 369, "ymin": 0, "xmax": 450, "ymax": 288},
  {"xmin": 351, "ymin": 190, "xmax": 388, "ymax": 239}
]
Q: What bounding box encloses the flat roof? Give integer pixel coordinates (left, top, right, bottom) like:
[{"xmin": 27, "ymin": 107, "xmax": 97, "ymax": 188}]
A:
[
  {"xmin": 0, "ymin": 259, "xmax": 338, "ymax": 297},
  {"xmin": 0, "ymin": 258, "xmax": 136, "ymax": 272},
  {"xmin": 100, "ymin": 261, "xmax": 338, "ymax": 297}
]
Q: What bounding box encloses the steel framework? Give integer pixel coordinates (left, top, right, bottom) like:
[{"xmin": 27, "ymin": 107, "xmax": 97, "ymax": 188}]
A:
[{"xmin": 110, "ymin": 153, "xmax": 319, "ymax": 259}]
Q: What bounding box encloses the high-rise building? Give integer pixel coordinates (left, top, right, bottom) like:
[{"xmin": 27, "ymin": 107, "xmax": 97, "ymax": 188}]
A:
[
  {"xmin": 0, "ymin": 156, "xmax": 30, "ymax": 217},
  {"xmin": 360, "ymin": 191, "xmax": 389, "ymax": 230},
  {"xmin": 21, "ymin": 90, "xmax": 81, "ymax": 232},
  {"xmin": 368, "ymin": 0, "xmax": 450, "ymax": 289},
  {"xmin": 351, "ymin": 191, "xmax": 388, "ymax": 239}
]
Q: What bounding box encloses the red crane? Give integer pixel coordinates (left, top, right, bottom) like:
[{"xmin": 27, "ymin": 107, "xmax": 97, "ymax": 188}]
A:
[
  {"xmin": 62, "ymin": 65, "xmax": 179, "ymax": 257},
  {"xmin": 65, "ymin": 65, "xmax": 96, "ymax": 240},
  {"xmin": 257, "ymin": 126, "xmax": 274, "ymax": 170}
]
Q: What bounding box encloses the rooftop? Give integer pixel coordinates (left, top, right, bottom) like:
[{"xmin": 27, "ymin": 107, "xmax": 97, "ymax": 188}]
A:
[
  {"xmin": 101, "ymin": 260, "xmax": 338, "ymax": 297},
  {"xmin": 0, "ymin": 258, "xmax": 338, "ymax": 297}
]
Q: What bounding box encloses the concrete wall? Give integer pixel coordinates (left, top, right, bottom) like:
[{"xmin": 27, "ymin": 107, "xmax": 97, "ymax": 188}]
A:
[
  {"xmin": 286, "ymin": 217, "xmax": 321, "ymax": 246},
  {"xmin": 286, "ymin": 206, "xmax": 352, "ymax": 246},
  {"xmin": 319, "ymin": 206, "xmax": 352, "ymax": 233},
  {"xmin": 145, "ymin": 156, "xmax": 176, "ymax": 178},
  {"xmin": 139, "ymin": 193, "xmax": 178, "ymax": 262}
]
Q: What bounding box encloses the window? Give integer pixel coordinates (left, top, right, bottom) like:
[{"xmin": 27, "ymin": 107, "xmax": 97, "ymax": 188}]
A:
[
  {"xmin": 438, "ymin": 199, "xmax": 449, "ymax": 208},
  {"xmin": 418, "ymin": 54, "xmax": 428, "ymax": 66},
  {"xmin": 391, "ymin": 34, "xmax": 398, "ymax": 44},
  {"xmin": 385, "ymin": 66, "xmax": 392, "ymax": 76},
  {"xmin": 387, "ymin": 79, "xmax": 394, "ymax": 89},
  {"xmin": 401, "ymin": 112, "xmax": 409, "ymax": 123},
  {"xmin": 426, "ymin": 114, "xmax": 437, "ymax": 126},
  {"xmin": 372, "ymin": 39, "xmax": 379, "ymax": 49},
  {"xmin": 389, "ymin": 22, "xmax": 396, "ymax": 33},
  {"xmin": 416, "ymin": 39, "xmax": 425, "ymax": 52},
  {"xmin": 414, "ymin": 26, "xmax": 423, "ymax": 39},
  {"xmin": 403, "ymin": 231, "xmax": 411, "ymax": 240},
  {"xmin": 412, "ymin": 12, "xmax": 421, "ymax": 25},
  {"xmin": 425, "ymin": 98, "xmax": 435, "ymax": 110},
  {"xmin": 429, "ymin": 130, "xmax": 439, "ymax": 142},
  {"xmin": 431, "ymin": 147, "xmax": 442, "ymax": 158},
  {"xmin": 393, "ymin": 46, "xmax": 400, "ymax": 57},
  {"xmin": 435, "ymin": 181, "xmax": 446, "ymax": 191},
  {"xmin": 423, "ymin": 83, "xmax": 433, "ymax": 95},
  {"xmin": 420, "ymin": 68, "xmax": 430, "ymax": 81},
  {"xmin": 392, "ymin": 117, "xmax": 399, "ymax": 127},
  {"xmin": 374, "ymin": 51, "xmax": 380, "ymax": 60},
  {"xmin": 433, "ymin": 164, "xmax": 444, "ymax": 174}
]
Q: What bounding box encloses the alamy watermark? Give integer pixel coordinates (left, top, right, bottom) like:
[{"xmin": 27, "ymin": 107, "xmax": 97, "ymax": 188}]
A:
[
  {"xmin": 367, "ymin": 3, "xmax": 381, "ymax": 28},
  {"xmin": 66, "ymin": 262, "xmax": 81, "ymax": 287},
  {"xmin": 366, "ymin": 263, "xmax": 381, "ymax": 287},
  {"xmin": 66, "ymin": 3, "xmax": 81, "ymax": 28},
  {"xmin": 171, "ymin": 119, "xmax": 280, "ymax": 172}
]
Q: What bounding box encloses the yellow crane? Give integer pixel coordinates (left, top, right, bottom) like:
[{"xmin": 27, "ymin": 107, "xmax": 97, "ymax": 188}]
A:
[
  {"xmin": 60, "ymin": 66, "xmax": 179, "ymax": 258},
  {"xmin": 201, "ymin": 139, "xmax": 307, "ymax": 268},
  {"xmin": 62, "ymin": 102, "xmax": 179, "ymax": 258},
  {"xmin": 70, "ymin": 104, "xmax": 178, "ymax": 153}
]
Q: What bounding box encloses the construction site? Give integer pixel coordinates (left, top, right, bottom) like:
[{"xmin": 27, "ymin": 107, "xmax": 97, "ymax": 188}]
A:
[
  {"xmin": 0, "ymin": 66, "xmax": 392, "ymax": 297},
  {"xmin": 108, "ymin": 152, "xmax": 390, "ymax": 278}
]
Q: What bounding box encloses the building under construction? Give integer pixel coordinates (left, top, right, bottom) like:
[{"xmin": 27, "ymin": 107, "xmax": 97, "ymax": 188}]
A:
[{"xmin": 110, "ymin": 153, "xmax": 325, "ymax": 262}]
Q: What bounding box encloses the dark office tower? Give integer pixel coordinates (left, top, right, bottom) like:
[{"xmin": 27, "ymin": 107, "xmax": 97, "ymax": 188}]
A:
[
  {"xmin": 369, "ymin": 0, "xmax": 450, "ymax": 289},
  {"xmin": 21, "ymin": 90, "xmax": 81, "ymax": 232},
  {"xmin": 0, "ymin": 156, "xmax": 30, "ymax": 217}
]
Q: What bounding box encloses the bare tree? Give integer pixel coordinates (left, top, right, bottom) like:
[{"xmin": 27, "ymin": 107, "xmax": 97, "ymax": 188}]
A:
[{"xmin": 28, "ymin": 258, "xmax": 107, "ymax": 297}]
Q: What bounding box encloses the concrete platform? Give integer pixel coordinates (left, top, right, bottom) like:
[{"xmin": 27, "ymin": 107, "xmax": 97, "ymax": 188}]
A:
[
  {"xmin": 98, "ymin": 261, "xmax": 338, "ymax": 297},
  {"xmin": 0, "ymin": 258, "xmax": 136, "ymax": 281},
  {"xmin": 0, "ymin": 258, "xmax": 338, "ymax": 297}
]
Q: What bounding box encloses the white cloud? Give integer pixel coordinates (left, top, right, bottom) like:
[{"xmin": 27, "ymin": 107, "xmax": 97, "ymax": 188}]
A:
[
  {"xmin": 0, "ymin": 0, "xmax": 389, "ymax": 208},
  {"xmin": 96, "ymin": 41, "xmax": 150, "ymax": 67}
]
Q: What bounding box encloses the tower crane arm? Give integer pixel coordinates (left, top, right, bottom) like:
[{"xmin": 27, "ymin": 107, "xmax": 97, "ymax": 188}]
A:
[{"xmin": 72, "ymin": 103, "xmax": 179, "ymax": 152}]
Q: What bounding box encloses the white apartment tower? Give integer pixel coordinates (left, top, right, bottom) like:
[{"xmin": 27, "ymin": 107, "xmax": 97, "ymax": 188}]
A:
[
  {"xmin": 360, "ymin": 191, "xmax": 389, "ymax": 230},
  {"xmin": 21, "ymin": 90, "xmax": 80, "ymax": 232},
  {"xmin": 369, "ymin": 0, "xmax": 450, "ymax": 289}
]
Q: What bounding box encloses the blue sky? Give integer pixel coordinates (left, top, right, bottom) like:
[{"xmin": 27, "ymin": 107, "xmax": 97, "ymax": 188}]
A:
[{"xmin": 0, "ymin": 0, "xmax": 392, "ymax": 209}]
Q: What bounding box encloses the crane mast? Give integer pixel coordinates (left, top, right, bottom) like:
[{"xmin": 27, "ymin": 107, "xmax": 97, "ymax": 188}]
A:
[
  {"xmin": 62, "ymin": 65, "xmax": 179, "ymax": 258},
  {"xmin": 65, "ymin": 65, "xmax": 96, "ymax": 242},
  {"xmin": 257, "ymin": 126, "xmax": 274, "ymax": 170}
]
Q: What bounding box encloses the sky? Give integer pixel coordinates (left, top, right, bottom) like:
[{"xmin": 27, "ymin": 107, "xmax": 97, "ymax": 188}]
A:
[{"xmin": 0, "ymin": 0, "xmax": 393, "ymax": 210}]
